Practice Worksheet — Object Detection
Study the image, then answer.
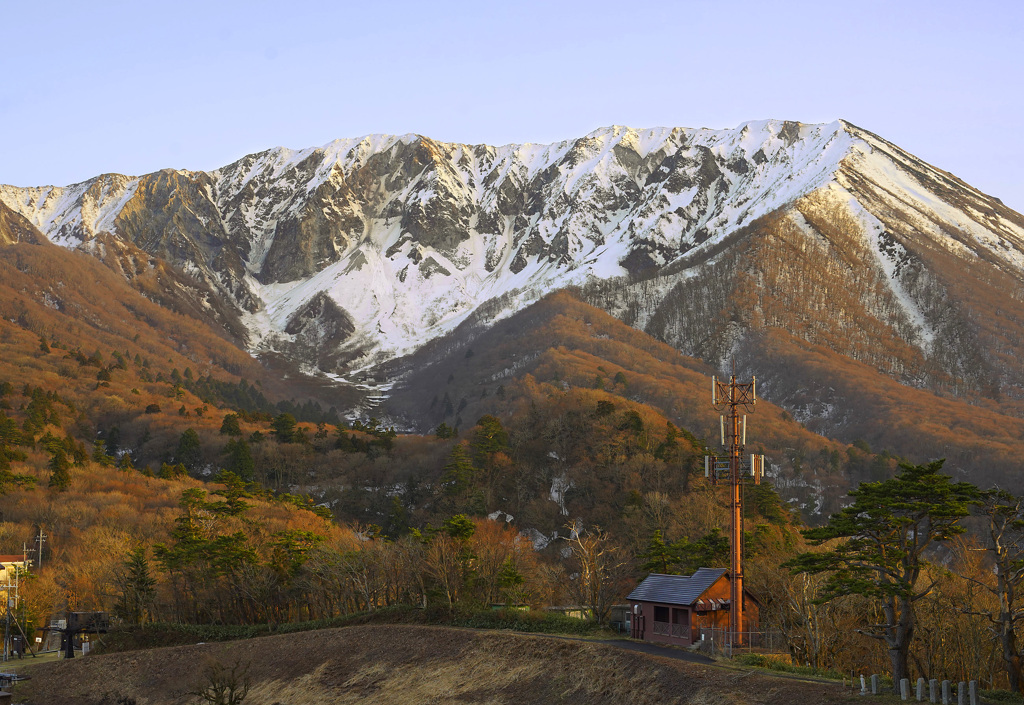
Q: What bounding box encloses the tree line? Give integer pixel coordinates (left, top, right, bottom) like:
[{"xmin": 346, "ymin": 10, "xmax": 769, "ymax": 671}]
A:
[
  {"xmin": 781, "ymin": 460, "xmax": 1024, "ymax": 694},
  {"xmin": 3, "ymin": 363, "xmax": 1024, "ymax": 695}
]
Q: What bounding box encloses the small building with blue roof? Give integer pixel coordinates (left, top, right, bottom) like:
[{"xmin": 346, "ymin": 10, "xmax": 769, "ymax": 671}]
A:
[{"xmin": 626, "ymin": 568, "xmax": 760, "ymax": 645}]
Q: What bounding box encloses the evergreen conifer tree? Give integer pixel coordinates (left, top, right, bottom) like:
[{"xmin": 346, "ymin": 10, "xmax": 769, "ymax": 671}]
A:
[
  {"xmin": 786, "ymin": 460, "xmax": 979, "ymax": 691},
  {"xmin": 48, "ymin": 448, "xmax": 71, "ymax": 491}
]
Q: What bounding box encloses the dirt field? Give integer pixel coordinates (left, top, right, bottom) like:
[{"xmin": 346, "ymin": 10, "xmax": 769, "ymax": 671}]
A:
[{"xmin": 9, "ymin": 624, "xmax": 869, "ymax": 704}]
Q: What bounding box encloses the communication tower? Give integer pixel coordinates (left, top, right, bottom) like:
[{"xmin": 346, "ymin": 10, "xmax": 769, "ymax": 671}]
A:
[{"xmin": 706, "ymin": 370, "xmax": 762, "ymax": 647}]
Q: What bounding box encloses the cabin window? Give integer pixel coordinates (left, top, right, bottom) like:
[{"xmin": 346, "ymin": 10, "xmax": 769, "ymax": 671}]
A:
[{"xmin": 654, "ymin": 606, "xmax": 669, "ymax": 622}]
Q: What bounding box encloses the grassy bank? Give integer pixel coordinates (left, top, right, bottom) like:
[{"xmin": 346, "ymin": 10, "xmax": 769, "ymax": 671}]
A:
[
  {"xmin": 735, "ymin": 653, "xmax": 846, "ymax": 680},
  {"xmin": 93, "ymin": 605, "xmax": 615, "ymax": 653}
]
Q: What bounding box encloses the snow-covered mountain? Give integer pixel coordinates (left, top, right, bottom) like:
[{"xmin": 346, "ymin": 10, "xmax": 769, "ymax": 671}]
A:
[{"xmin": 3, "ymin": 119, "xmax": 1023, "ymax": 400}]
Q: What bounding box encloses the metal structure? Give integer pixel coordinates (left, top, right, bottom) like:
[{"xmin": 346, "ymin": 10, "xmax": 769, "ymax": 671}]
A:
[
  {"xmin": 0, "ymin": 551, "xmax": 31, "ymax": 662},
  {"xmin": 707, "ymin": 371, "xmax": 757, "ymax": 647},
  {"xmin": 33, "ymin": 529, "xmax": 45, "ymax": 572}
]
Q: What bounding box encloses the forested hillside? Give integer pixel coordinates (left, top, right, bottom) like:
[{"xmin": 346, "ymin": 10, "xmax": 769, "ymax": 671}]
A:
[{"xmin": 3, "ymin": 180, "xmax": 1024, "ymax": 695}]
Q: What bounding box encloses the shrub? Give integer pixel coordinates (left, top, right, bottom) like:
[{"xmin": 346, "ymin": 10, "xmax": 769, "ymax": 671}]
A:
[{"xmin": 735, "ymin": 653, "xmax": 845, "ymax": 680}]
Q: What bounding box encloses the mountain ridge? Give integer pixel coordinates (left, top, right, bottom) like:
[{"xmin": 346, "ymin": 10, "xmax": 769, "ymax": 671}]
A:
[{"xmin": 3, "ymin": 119, "xmax": 1023, "ymax": 415}]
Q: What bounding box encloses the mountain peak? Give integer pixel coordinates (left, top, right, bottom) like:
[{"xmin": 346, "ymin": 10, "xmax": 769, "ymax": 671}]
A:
[{"xmin": 2, "ymin": 121, "xmax": 1022, "ymax": 394}]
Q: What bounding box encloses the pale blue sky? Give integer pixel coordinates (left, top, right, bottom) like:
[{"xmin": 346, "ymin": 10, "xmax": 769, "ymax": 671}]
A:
[{"xmin": 2, "ymin": 0, "xmax": 1022, "ymax": 211}]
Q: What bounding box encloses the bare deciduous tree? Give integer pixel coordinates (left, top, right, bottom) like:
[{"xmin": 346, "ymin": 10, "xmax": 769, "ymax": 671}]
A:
[
  {"xmin": 563, "ymin": 522, "xmax": 630, "ymax": 624},
  {"xmin": 190, "ymin": 659, "xmax": 250, "ymax": 705},
  {"xmin": 959, "ymin": 490, "xmax": 1024, "ymax": 694}
]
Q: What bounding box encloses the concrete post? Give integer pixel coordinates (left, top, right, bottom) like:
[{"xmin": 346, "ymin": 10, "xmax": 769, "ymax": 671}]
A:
[
  {"xmin": 941, "ymin": 680, "xmax": 950, "ymax": 705},
  {"xmin": 901, "ymin": 678, "xmax": 910, "ymax": 701},
  {"xmin": 929, "ymin": 679, "xmax": 938, "ymax": 703},
  {"xmin": 968, "ymin": 681, "xmax": 978, "ymax": 705},
  {"xmin": 957, "ymin": 682, "xmax": 965, "ymax": 705},
  {"xmin": 871, "ymin": 675, "xmax": 880, "ymax": 695},
  {"xmin": 917, "ymin": 677, "xmax": 925, "ymax": 701}
]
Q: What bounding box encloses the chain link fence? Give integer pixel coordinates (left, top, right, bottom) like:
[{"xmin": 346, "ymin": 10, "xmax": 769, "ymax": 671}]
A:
[{"xmin": 692, "ymin": 627, "xmax": 787, "ymax": 657}]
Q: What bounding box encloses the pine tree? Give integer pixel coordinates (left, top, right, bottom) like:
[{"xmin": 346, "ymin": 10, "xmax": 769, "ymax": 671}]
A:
[
  {"xmin": 0, "ymin": 417, "xmax": 33, "ymax": 494},
  {"xmin": 113, "ymin": 547, "xmax": 156, "ymax": 625},
  {"xmin": 786, "ymin": 460, "xmax": 979, "ymax": 691},
  {"xmin": 498, "ymin": 557, "xmax": 526, "ymax": 606},
  {"xmin": 471, "ymin": 415, "xmax": 508, "ymax": 458},
  {"xmin": 106, "ymin": 426, "xmax": 121, "ymax": 455},
  {"xmin": 92, "ymin": 440, "xmax": 115, "ymax": 467},
  {"xmin": 639, "ymin": 530, "xmax": 678, "ymax": 574},
  {"xmin": 48, "ymin": 448, "xmax": 71, "ymax": 491},
  {"xmin": 441, "ymin": 444, "xmax": 476, "ymax": 496},
  {"xmin": 219, "ymin": 413, "xmax": 242, "ymax": 437},
  {"xmin": 211, "ymin": 471, "xmax": 252, "ymax": 516},
  {"xmin": 653, "ymin": 421, "xmax": 681, "ymax": 462},
  {"xmin": 174, "ymin": 428, "xmax": 203, "ymax": 472},
  {"xmin": 223, "ymin": 439, "xmax": 255, "ymax": 481},
  {"xmin": 271, "ymin": 413, "xmax": 297, "ymax": 443}
]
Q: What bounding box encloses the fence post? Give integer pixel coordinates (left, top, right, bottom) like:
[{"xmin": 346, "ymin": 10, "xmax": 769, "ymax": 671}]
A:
[
  {"xmin": 900, "ymin": 678, "xmax": 910, "ymax": 700},
  {"xmin": 941, "ymin": 680, "xmax": 950, "ymax": 705},
  {"xmin": 871, "ymin": 674, "xmax": 879, "ymax": 695},
  {"xmin": 968, "ymin": 681, "xmax": 978, "ymax": 705},
  {"xmin": 957, "ymin": 681, "xmax": 965, "ymax": 705},
  {"xmin": 917, "ymin": 677, "xmax": 925, "ymax": 701},
  {"xmin": 929, "ymin": 679, "xmax": 938, "ymax": 703}
]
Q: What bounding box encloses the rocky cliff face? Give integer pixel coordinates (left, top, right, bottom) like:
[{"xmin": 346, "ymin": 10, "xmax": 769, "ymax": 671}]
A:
[
  {"xmin": 584, "ymin": 125, "xmax": 1024, "ymax": 410},
  {"xmin": 0, "ymin": 200, "xmax": 47, "ymax": 246},
  {"xmin": 3, "ymin": 120, "xmax": 1023, "ymax": 413}
]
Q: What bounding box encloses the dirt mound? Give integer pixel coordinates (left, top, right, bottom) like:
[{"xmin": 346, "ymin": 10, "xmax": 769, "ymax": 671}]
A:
[{"xmin": 13, "ymin": 624, "xmax": 862, "ymax": 704}]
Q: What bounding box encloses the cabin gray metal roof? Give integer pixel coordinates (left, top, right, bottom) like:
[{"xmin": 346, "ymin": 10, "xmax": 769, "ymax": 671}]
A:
[{"xmin": 626, "ymin": 568, "xmax": 727, "ymax": 606}]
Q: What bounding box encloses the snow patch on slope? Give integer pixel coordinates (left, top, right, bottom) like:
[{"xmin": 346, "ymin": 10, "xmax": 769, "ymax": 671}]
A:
[
  {"xmin": 837, "ymin": 186, "xmax": 937, "ymax": 351},
  {"xmin": 7, "ymin": 119, "xmax": 1020, "ymax": 380},
  {"xmin": 840, "ymin": 127, "xmax": 1024, "ymax": 271}
]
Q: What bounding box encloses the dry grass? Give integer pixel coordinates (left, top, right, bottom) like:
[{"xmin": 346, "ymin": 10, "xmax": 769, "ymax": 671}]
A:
[{"xmin": 12, "ymin": 624, "xmax": 865, "ymax": 705}]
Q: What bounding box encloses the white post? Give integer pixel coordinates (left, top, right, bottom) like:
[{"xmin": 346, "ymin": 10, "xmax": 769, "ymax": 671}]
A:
[
  {"xmin": 929, "ymin": 679, "xmax": 938, "ymax": 703},
  {"xmin": 941, "ymin": 680, "xmax": 950, "ymax": 705},
  {"xmin": 917, "ymin": 677, "xmax": 925, "ymax": 701},
  {"xmin": 871, "ymin": 674, "xmax": 879, "ymax": 695},
  {"xmin": 968, "ymin": 681, "xmax": 978, "ymax": 705},
  {"xmin": 900, "ymin": 678, "xmax": 910, "ymax": 700},
  {"xmin": 957, "ymin": 681, "xmax": 965, "ymax": 705}
]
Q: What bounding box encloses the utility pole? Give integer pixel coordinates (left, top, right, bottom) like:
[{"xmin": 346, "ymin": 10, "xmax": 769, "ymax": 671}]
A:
[
  {"xmin": 2, "ymin": 570, "xmax": 8, "ymax": 662},
  {"xmin": 34, "ymin": 528, "xmax": 46, "ymax": 571},
  {"xmin": 0, "ymin": 561, "xmax": 16, "ymax": 662},
  {"xmin": 706, "ymin": 369, "xmax": 760, "ymax": 648}
]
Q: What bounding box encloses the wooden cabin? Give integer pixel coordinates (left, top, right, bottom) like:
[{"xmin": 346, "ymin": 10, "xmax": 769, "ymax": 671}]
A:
[{"xmin": 626, "ymin": 568, "xmax": 760, "ymax": 646}]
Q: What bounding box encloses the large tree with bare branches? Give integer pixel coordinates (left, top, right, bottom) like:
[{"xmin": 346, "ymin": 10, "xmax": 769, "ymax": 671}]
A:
[
  {"xmin": 563, "ymin": 522, "xmax": 631, "ymax": 625},
  {"xmin": 960, "ymin": 490, "xmax": 1024, "ymax": 693}
]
